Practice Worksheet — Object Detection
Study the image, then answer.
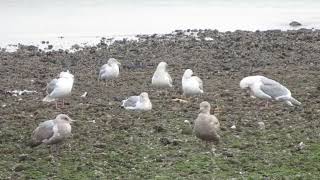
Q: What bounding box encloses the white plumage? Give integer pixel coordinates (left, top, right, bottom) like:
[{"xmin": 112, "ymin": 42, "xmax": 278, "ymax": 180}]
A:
[
  {"xmin": 182, "ymin": 69, "xmax": 204, "ymax": 96},
  {"xmin": 121, "ymin": 92, "xmax": 152, "ymax": 111},
  {"xmin": 99, "ymin": 58, "xmax": 121, "ymax": 86},
  {"xmin": 240, "ymin": 75, "xmax": 301, "ymax": 106},
  {"xmin": 43, "ymin": 71, "xmax": 74, "ymax": 107},
  {"xmin": 152, "ymin": 62, "xmax": 173, "ymax": 88}
]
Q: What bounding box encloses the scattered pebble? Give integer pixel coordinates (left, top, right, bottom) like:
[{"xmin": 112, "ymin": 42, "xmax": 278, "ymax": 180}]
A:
[
  {"xmin": 257, "ymin": 121, "xmax": 265, "ymax": 130},
  {"xmin": 7, "ymin": 90, "xmax": 37, "ymax": 96},
  {"xmin": 204, "ymin": 37, "xmax": 214, "ymax": 41},
  {"xmin": 231, "ymin": 125, "xmax": 236, "ymax": 129},
  {"xmin": 81, "ymin": 92, "xmax": 88, "ymax": 98},
  {"xmin": 296, "ymin": 142, "xmax": 305, "ymax": 151}
]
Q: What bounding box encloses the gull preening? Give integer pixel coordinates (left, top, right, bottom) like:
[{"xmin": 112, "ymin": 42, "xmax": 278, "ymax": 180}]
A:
[
  {"xmin": 30, "ymin": 114, "xmax": 74, "ymax": 155},
  {"xmin": 240, "ymin": 75, "xmax": 301, "ymax": 106},
  {"xmin": 121, "ymin": 92, "xmax": 152, "ymax": 111},
  {"xmin": 152, "ymin": 62, "xmax": 173, "ymax": 89},
  {"xmin": 98, "ymin": 58, "xmax": 121, "ymax": 86},
  {"xmin": 43, "ymin": 70, "xmax": 74, "ymax": 108},
  {"xmin": 182, "ymin": 69, "xmax": 204, "ymax": 96},
  {"xmin": 194, "ymin": 101, "xmax": 220, "ymax": 146}
]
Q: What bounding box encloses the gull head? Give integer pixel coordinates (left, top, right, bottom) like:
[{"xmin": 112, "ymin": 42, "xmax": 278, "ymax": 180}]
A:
[
  {"xmin": 239, "ymin": 76, "xmax": 259, "ymax": 89},
  {"xmin": 157, "ymin": 62, "xmax": 168, "ymax": 70},
  {"xmin": 199, "ymin": 101, "xmax": 211, "ymax": 114},
  {"xmin": 59, "ymin": 71, "xmax": 74, "ymax": 79},
  {"xmin": 108, "ymin": 58, "xmax": 121, "ymax": 66},
  {"xmin": 140, "ymin": 92, "xmax": 149, "ymax": 101},
  {"xmin": 56, "ymin": 114, "xmax": 74, "ymax": 123},
  {"xmin": 183, "ymin": 69, "xmax": 193, "ymax": 78}
]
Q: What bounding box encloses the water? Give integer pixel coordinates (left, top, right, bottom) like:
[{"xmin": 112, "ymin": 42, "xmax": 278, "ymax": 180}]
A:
[{"xmin": 1, "ymin": 0, "xmax": 320, "ymax": 50}]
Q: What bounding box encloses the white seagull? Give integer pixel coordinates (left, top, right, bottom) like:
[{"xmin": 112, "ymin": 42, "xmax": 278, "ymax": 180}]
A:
[
  {"xmin": 121, "ymin": 92, "xmax": 152, "ymax": 111},
  {"xmin": 240, "ymin": 75, "xmax": 301, "ymax": 106},
  {"xmin": 152, "ymin": 62, "xmax": 173, "ymax": 88},
  {"xmin": 182, "ymin": 69, "xmax": 204, "ymax": 96},
  {"xmin": 98, "ymin": 58, "xmax": 121, "ymax": 86},
  {"xmin": 43, "ymin": 70, "xmax": 74, "ymax": 108}
]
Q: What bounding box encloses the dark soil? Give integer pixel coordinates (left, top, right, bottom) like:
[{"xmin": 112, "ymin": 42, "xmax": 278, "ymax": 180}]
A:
[{"xmin": 1, "ymin": 29, "xmax": 320, "ymax": 179}]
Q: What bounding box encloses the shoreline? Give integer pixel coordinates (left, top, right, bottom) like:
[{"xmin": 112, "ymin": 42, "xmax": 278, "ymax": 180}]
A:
[{"xmin": 1, "ymin": 27, "xmax": 317, "ymax": 52}]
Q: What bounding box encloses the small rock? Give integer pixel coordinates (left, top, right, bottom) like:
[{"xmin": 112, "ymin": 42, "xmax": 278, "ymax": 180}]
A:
[
  {"xmin": 289, "ymin": 21, "xmax": 302, "ymax": 27},
  {"xmin": 18, "ymin": 154, "xmax": 30, "ymax": 161},
  {"xmin": 257, "ymin": 121, "xmax": 265, "ymax": 130},
  {"xmin": 231, "ymin": 125, "xmax": 236, "ymax": 129},
  {"xmin": 153, "ymin": 125, "xmax": 165, "ymax": 133},
  {"xmin": 80, "ymin": 92, "xmax": 87, "ymax": 98},
  {"xmin": 13, "ymin": 164, "xmax": 27, "ymax": 172},
  {"xmin": 159, "ymin": 137, "xmax": 171, "ymax": 146},
  {"xmin": 296, "ymin": 142, "xmax": 305, "ymax": 151},
  {"xmin": 172, "ymin": 139, "xmax": 182, "ymax": 146},
  {"xmin": 181, "ymin": 120, "xmax": 193, "ymax": 135},
  {"xmin": 93, "ymin": 143, "xmax": 107, "ymax": 148}
]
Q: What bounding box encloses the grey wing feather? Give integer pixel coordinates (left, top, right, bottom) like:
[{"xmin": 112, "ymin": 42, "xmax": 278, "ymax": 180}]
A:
[
  {"xmin": 122, "ymin": 96, "xmax": 140, "ymax": 108},
  {"xmin": 31, "ymin": 120, "xmax": 55, "ymax": 146},
  {"xmin": 168, "ymin": 73, "xmax": 173, "ymax": 86},
  {"xmin": 260, "ymin": 77, "xmax": 289, "ymax": 98},
  {"xmin": 194, "ymin": 76, "xmax": 203, "ymax": 90},
  {"xmin": 46, "ymin": 79, "xmax": 58, "ymax": 94}
]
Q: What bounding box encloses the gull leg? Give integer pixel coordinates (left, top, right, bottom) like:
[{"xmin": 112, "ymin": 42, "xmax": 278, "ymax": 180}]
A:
[
  {"xmin": 62, "ymin": 99, "xmax": 65, "ymax": 108},
  {"xmin": 55, "ymin": 101, "xmax": 58, "ymax": 109},
  {"xmin": 105, "ymin": 81, "xmax": 108, "ymax": 87}
]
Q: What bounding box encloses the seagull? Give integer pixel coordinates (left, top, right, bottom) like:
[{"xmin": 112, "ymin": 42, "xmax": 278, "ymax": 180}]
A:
[
  {"xmin": 43, "ymin": 71, "xmax": 74, "ymax": 108},
  {"xmin": 240, "ymin": 75, "xmax": 301, "ymax": 107},
  {"xmin": 121, "ymin": 92, "xmax": 152, "ymax": 125},
  {"xmin": 30, "ymin": 114, "xmax": 74, "ymax": 156},
  {"xmin": 182, "ymin": 69, "xmax": 203, "ymax": 97},
  {"xmin": 98, "ymin": 58, "xmax": 121, "ymax": 86},
  {"xmin": 194, "ymin": 101, "xmax": 220, "ymax": 146},
  {"xmin": 121, "ymin": 92, "xmax": 152, "ymax": 111},
  {"xmin": 152, "ymin": 62, "xmax": 173, "ymax": 89}
]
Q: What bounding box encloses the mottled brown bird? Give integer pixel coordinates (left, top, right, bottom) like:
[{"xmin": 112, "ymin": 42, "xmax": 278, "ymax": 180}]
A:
[
  {"xmin": 194, "ymin": 101, "xmax": 220, "ymax": 146},
  {"xmin": 31, "ymin": 114, "xmax": 74, "ymax": 156}
]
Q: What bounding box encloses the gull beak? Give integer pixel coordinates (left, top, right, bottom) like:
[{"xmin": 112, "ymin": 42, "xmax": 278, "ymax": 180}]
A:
[{"xmin": 70, "ymin": 119, "xmax": 77, "ymax": 122}]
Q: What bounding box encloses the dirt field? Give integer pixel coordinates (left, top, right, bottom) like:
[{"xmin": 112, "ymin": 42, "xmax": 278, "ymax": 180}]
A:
[{"xmin": 1, "ymin": 29, "xmax": 320, "ymax": 179}]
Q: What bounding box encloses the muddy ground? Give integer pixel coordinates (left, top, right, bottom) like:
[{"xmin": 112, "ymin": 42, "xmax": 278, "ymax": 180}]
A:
[{"xmin": 0, "ymin": 29, "xmax": 320, "ymax": 179}]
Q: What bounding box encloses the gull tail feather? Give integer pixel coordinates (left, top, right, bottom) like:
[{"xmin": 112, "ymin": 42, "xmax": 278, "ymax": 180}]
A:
[
  {"xmin": 289, "ymin": 97, "xmax": 302, "ymax": 106},
  {"xmin": 42, "ymin": 95, "xmax": 55, "ymax": 102}
]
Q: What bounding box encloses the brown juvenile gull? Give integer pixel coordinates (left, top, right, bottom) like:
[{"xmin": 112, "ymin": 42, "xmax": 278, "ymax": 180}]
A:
[
  {"xmin": 194, "ymin": 101, "xmax": 220, "ymax": 147},
  {"xmin": 182, "ymin": 69, "xmax": 203, "ymax": 97},
  {"xmin": 43, "ymin": 71, "xmax": 74, "ymax": 108},
  {"xmin": 30, "ymin": 114, "xmax": 74, "ymax": 155},
  {"xmin": 240, "ymin": 75, "xmax": 301, "ymax": 107},
  {"xmin": 98, "ymin": 58, "xmax": 121, "ymax": 86},
  {"xmin": 152, "ymin": 61, "xmax": 173, "ymax": 89}
]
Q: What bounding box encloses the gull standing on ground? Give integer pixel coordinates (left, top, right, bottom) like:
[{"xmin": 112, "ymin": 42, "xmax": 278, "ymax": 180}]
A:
[
  {"xmin": 152, "ymin": 62, "xmax": 173, "ymax": 92},
  {"xmin": 30, "ymin": 114, "xmax": 74, "ymax": 156},
  {"xmin": 194, "ymin": 101, "xmax": 220, "ymax": 147},
  {"xmin": 98, "ymin": 58, "xmax": 121, "ymax": 86},
  {"xmin": 182, "ymin": 69, "xmax": 204, "ymax": 97},
  {"xmin": 43, "ymin": 71, "xmax": 74, "ymax": 108},
  {"xmin": 240, "ymin": 75, "xmax": 301, "ymax": 106}
]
